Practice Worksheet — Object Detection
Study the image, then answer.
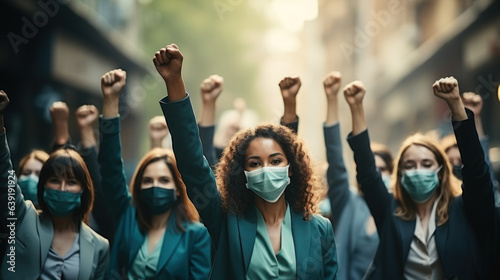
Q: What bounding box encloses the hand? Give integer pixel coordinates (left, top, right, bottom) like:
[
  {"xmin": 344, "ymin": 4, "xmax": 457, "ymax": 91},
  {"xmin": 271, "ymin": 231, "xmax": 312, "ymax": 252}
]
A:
[
  {"xmin": 432, "ymin": 76, "xmax": 460, "ymax": 103},
  {"xmin": 323, "ymin": 71, "xmax": 342, "ymax": 99},
  {"xmin": 461, "ymin": 92, "xmax": 483, "ymax": 116},
  {"xmin": 343, "ymin": 81, "xmax": 366, "ymax": 106},
  {"xmin": 101, "ymin": 69, "xmax": 127, "ymax": 99},
  {"xmin": 149, "ymin": 116, "xmax": 169, "ymax": 141},
  {"xmin": 200, "ymin": 75, "xmax": 224, "ymax": 103},
  {"xmin": 75, "ymin": 105, "xmax": 99, "ymax": 130},
  {"xmin": 279, "ymin": 76, "xmax": 301, "ymax": 101},
  {"xmin": 50, "ymin": 101, "xmax": 70, "ymax": 123},
  {"xmin": 153, "ymin": 44, "xmax": 184, "ymax": 81},
  {"xmin": 0, "ymin": 90, "xmax": 10, "ymax": 114}
]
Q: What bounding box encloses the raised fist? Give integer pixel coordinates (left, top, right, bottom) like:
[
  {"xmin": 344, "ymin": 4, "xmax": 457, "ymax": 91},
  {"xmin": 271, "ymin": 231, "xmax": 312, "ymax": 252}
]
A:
[
  {"xmin": 343, "ymin": 81, "xmax": 366, "ymax": 106},
  {"xmin": 279, "ymin": 76, "xmax": 301, "ymax": 100},
  {"xmin": 200, "ymin": 75, "xmax": 224, "ymax": 103},
  {"xmin": 432, "ymin": 76, "xmax": 460, "ymax": 103},
  {"xmin": 323, "ymin": 71, "xmax": 342, "ymax": 98},
  {"xmin": 75, "ymin": 105, "xmax": 99, "ymax": 130},
  {"xmin": 50, "ymin": 101, "xmax": 70, "ymax": 123},
  {"xmin": 0, "ymin": 90, "xmax": 10, "ymax": 113},
  {"xmin": 149, "ymin": 116, "xmax": 169, "ymax": 141},
  {"xmin": 461, "ymin": 92, "xmax": 483, "ymax": 116},
  {"xmin": 101, "ymin": 69, "xmax": 127, "ymax": 99},
  {"xmin": 153, "ymin": 44, "xmax": 183, "ymax": 81}
]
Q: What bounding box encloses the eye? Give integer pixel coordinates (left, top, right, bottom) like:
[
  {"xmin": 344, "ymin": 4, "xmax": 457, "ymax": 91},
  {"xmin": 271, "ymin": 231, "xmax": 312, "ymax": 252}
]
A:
[
  {"xmin": 160, "ymin": 177, "xmax": 171, "ymax": 184},
  {"xmin": 142, "ymin": 178, "xmax": 153, "ymax": 184},
  {"xmin": 271, "ymin": 158, "xmax": 282, "ymax": 165},
  {"xmin": 248, "ymin": 161, "xmax": 261, "ymax": 168},
  {"xmin": 67, "ymin": 179, "xmax": 79, "ymax": 186},
  {"xmin": 48, "ymin": 177, "xmax": 60, "ymax": 184}
]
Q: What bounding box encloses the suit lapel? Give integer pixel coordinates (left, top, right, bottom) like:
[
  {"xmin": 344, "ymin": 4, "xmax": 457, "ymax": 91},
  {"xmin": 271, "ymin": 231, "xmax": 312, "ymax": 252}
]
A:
[
  {"xmin": 291, "ymin": 211, "xmax": 310, "ymax": 278},
  {"xmin": 399, "ymin": 218, "xmax": 416, "ymax": 266},
  {"xmin": 79, "ymin": 223, "xmax": 96, "ymax": 280},
  {"xmin": 156, "ymin": 214, "xmax": 183, "ymax": 274},
  {"xmin": 38, "ymin": 213, "xmax": 53, "ymax": 271},
  {"xmin": 128, "ymin": 218, "xmax": 145, "ymax": 266},
  {"xmin": 237, "ymin": 207, "xmax": 257, "ymax": 275}
]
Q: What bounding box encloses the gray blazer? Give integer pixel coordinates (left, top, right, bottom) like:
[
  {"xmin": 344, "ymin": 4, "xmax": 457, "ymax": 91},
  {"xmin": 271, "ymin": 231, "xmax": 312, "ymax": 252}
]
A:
[{"xmin": 0, "ymin": 132, "xmax": 109, "ymax": 279}]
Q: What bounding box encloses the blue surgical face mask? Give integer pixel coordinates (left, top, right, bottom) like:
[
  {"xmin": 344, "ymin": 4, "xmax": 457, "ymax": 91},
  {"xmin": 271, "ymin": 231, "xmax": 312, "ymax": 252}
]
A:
[
  {"xmin": 19, "ymin": 174, "xmax": 39, "ymax": 204},
  {"xmin": 43, "ymin": 188, "xmax": 82, "ymax": 216},
  {"xmin": 400, "ymin": 166, "xmax": 442, "ymax": 203},
  {"xmin": 382, "ymin": 174, "xmax": 391, "ymax": 191},
  {"xmin": 244, "ymin": 165, "xmax": 290, "ymax": 203},
  {"xmin": 139, "ymin": 187, "xmax": 177, "ymax": 215}
]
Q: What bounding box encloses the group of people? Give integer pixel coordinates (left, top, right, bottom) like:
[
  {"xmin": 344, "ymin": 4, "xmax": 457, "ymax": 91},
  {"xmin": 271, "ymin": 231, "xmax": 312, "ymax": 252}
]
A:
[{"xmin": 0, "ymin": 43, "xmax": 499, "ymax": 280}]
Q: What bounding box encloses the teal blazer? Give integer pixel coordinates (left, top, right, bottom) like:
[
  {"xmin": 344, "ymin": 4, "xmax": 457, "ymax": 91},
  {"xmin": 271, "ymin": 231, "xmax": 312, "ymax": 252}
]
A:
[
  {"xmin": 98, "ymin": 117, "xmax": 211, "ymax": 280},
  {"xmin": 0, "ymin": 132, "xmax": 110, "ymax": 279},
  {"xmin": 160, "ymin": 94, "xmax": 338, "ymax": 280}
]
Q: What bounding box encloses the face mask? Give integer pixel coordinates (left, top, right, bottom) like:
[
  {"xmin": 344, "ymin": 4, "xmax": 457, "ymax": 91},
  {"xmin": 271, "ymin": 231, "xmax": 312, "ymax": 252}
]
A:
[
  {"xmin": 382, "ymin": 174, "xmax": 391, "ymax": 190},
  {"xmin": 140, "ymin": 187, "xmax": 177, "ymax": 215},
  {"xmin": 19, "ymin": 174, "xmax": 39, "ymax": 204},
  {"xmin": 452, "ymin": 165, "xmax": 463, "ymax": 180},
  {"xmin": 244, "ymin": 165, "xmax": 290, "ymax": 203},
  {"xmin": 43, "ymin": 188, "xmax": 82, "ymax": 216},
  {"xmin": 400, "ymin": 166, "xmax": 442, "ymax": 203}
]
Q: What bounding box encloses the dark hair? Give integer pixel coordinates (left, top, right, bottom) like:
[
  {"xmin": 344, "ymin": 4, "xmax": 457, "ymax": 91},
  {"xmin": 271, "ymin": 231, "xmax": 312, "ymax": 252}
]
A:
[
  {"xmin": 37, "ymin": 149, "xmax": 94, "ymax": 226},
  {"xmin": 216, "ymin": 123, "xmax": 321, "ymax": 220},
  {"xmin": 130, "ymin": 148, "xmax": 199, "ymax": 233},
  {"xmin": 371, "ymin": 142, "xmax": 394, "ymax": 173}
]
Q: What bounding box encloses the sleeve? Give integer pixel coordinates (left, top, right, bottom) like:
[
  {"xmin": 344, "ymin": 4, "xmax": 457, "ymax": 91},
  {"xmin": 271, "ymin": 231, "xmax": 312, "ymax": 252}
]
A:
[
  {"xmin": 324, "ymin": 123, "xmax": 350, "ymax": 229},
  {"xmin": 281, "ymin": 117, "xmax": 299, "ymax": 134},
  {"xmin": 198, "ymin": 125, "xmax": 217, "ymax": 167},
  {"xmin": 321, "ymin": 217, "xmax": 338, "ymax": 280},
  {"xmin": 189, "ymin": 225, "xmax": 212, "ymax": 280},
  {"xmin": 94, "ymin": 238, "xmax": 110, "ymax": 280},
  {"xmin": 454, "ymin": 109, "xmax": 495, "ymax": 235},
  {"xmin": 479, "ymin": 137, "xmax": 500, "ymax": 206},
  {"xmin": 81, "ymin": 146, "xmax": 115, "ymax": 241},
  {"xmin": 97, "ymin": 117, "xmax": 132, "ymax": 221},
  {"xmin": 0, "ymin": 132, "xmax": 28, "ymax": 223},
  {"xmin": 160, "ymin": 94, "xmax": 223, "ymax": 244},
  {"xmin": 347, "ymin": 129, "xmax": 392, "ymax": 232}
]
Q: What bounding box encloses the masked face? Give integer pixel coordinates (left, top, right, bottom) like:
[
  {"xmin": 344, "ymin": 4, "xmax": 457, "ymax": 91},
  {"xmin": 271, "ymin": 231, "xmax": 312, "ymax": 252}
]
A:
[
  {"xmin": 18, "ymin": 174, "xmax": 39, "ymax": 204},
  {"xmin": 139, "ymin": 160, "xmax": 178, "ymax": 215},
  {"xmin": 244, "ymin": 137, "xmax": 291, "ymax": 203},
  {"xmin": 401, "ymin": 166, "xmax": 442, "ymax": 203},
  {"xmin": 43, "ymin": 177, "xmax": 83, "ymax": 216},
  {"xmin": 245, "ymin": 165, "xmax": 290, "ymax": 203}
]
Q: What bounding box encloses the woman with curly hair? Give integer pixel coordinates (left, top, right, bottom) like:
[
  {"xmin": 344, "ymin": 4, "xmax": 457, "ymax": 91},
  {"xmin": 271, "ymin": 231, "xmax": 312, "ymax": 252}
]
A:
[{"xmin": 153, "ymin": 44, "xmax": 338, "ymax": 279}]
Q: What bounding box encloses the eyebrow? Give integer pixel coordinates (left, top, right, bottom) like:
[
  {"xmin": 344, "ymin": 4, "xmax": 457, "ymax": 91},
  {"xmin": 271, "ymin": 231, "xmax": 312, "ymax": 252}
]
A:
[{"xmin": 246, "ymin": 153, "xmax": 285, "ymax": 161}]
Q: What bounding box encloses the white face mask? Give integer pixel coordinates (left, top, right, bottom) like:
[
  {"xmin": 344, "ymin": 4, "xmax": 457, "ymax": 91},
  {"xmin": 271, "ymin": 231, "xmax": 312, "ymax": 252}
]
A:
[{"xmin": 244, "ymin": 165, "xmax": 290, "ymax": 203}]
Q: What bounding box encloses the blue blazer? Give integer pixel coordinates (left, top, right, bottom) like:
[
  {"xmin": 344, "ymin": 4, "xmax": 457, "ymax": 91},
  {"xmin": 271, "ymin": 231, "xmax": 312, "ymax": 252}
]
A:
[
  {"xmin": 160, "ymin": 94, "xmax": 338, "ymax": 280},
  {"xmin": 347, "ymin": 109, "xmax": 498, "ymax": 279},
  {"xmin": 98, "ymin": 117, "xmax": 211, "ymax": 280},
  {"xmin": 0, "ymin": 132, "xmax": 110, "ymax": 279}
]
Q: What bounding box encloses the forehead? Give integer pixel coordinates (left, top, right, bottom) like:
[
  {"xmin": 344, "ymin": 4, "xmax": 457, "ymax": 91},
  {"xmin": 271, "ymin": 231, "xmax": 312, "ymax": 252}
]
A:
[
  {"xmin": 245, "ymin": 137, "xmax": 285, "ymax": 158},
  {"xmin": 23, "ymin": 158, "xmax": 44, "ymax": 170},
  {"xmin": 374, "ymin": 155, "xmax": 387, "ymax": 167},
  {"xmin": 143, "ymin": 160, "xmax": 172, "ymax": 177},
  {"xmin": 402, "ymin": 144, "xmax": 436, "ymax": 162}
]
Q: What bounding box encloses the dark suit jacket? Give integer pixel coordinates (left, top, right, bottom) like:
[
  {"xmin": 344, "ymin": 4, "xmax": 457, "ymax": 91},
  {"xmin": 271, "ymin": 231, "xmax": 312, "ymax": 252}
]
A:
[
  {"xmin": 160, "ymin": 94, "xmax": 338, "ymax": 280},
  {"xmin": 98, "ymin": 117, "xmax": 211, "ymax": 280},
  {"xmin": 347, "ymin": 109, "xmax": 498, "ymax": 280}
]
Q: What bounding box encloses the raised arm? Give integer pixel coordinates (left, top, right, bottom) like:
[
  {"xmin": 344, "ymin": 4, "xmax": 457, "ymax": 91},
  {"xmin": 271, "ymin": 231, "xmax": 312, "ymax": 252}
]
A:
[
  {"xmin": 322, "ymin": 72, "xmax": 350, "ymax": 228},
  {"xmin": 433, "ymin": 77, "xmax": 494, "ymax": 229},
  {"xmin": 279, "ymin": 76, "xmax": 300, "ymax": 132},
  {"xmin": 97, "ymin": 69, "xmax": 131, "ymax": 220},
  {"xmin": 344, "ymin": 81, "xmax": 391, "ymax": 231},
  {"xmin": 76, "ymin": 105, "xmax": 98, "ymax": 149},
  {"xmin": 154, "ymin": 44, "xmax": 223, "ymax": 243},
  {"xmin": 198, "ymin": 75, "xmax": 223, "ymax": 166},
  {"xmin": 50, "ymin": 101, "xmax": 71, "ymax": 150},
  {"xmin": 0, "ymin": 91, "xmax": 28, "ymax": 223}
]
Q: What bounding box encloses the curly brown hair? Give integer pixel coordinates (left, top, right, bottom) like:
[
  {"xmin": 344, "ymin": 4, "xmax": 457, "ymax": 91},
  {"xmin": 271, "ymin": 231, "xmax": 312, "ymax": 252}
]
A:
[{"xmin": 215, "ymin": 123, "xmax": 321, "ymax": 220}]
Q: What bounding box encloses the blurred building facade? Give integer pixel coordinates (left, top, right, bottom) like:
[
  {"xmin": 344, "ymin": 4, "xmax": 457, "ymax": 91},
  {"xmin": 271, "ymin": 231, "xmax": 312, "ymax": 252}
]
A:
[
  {"xmin": 1, "ymin": 0, "xmax": 147, "ymax": 169},
  {"xmin": 318, "ymin": 0, "xmax": 500, "ymax": 175}
]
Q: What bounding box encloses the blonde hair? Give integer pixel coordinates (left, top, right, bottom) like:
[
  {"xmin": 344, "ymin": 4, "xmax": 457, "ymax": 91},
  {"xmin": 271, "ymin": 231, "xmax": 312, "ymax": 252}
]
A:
[{"xmin": 392, "ymin": 133, "xmax": 461, "ymax": 225}]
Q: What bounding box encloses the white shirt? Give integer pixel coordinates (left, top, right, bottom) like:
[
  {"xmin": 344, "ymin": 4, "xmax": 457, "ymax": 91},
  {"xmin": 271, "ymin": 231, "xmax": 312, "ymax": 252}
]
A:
[{"xmin": 404, "ymin": 199, "xmax": 445, "ymax": 280}]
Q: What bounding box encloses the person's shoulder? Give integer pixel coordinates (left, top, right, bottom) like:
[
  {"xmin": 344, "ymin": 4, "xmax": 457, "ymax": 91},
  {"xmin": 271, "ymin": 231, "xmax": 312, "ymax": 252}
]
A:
[
  {"xmin": 81, "ymin": 222, "xmax": 110, "ymax": 248},
  {"xmin": 184, "ymin": 221, "xmax": 208, "ymax": 232},
  {"xmin": 309, "ymin": 213, "xmax": 332, "ymax": 229}
]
